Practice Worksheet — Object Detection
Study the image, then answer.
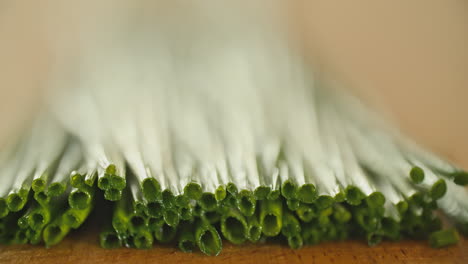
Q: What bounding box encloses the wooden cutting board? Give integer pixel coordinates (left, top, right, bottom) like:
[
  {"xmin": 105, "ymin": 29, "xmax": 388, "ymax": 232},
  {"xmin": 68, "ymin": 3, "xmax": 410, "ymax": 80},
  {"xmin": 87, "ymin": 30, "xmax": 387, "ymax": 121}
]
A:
[{"xmin": 1, "ymin": 228, "xmax": 467, "ymax": 264}]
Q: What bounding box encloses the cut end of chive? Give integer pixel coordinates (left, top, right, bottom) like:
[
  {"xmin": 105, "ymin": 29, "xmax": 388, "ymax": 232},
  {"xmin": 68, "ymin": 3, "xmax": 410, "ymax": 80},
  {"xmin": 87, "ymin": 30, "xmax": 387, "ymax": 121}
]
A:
[
  {"xmin": 316, "ymin": 195, "xmax": 334, "ymax": 210},
  {"xmin": 429, "ymin": 179, "xmax": 447, "ymax": 200},
  {"xmin": 162, "ymin": 190, "xmax": 176, "ymax": 208},
  {"xmin": 226, "ymin": 182, "xmax": 238, "ymax": 196},
  {"xmin": 70, "ymin": 171, "xmax": 85, "ymax": 188},
  {"xmin": 237, "ymin": 190, "xmax": 256, "ymax": 216},
  {"xmin": 197, "ymin": 226, "xmax": 222, "ymax": 256},
  {"xmin": 147, "ymin": 201, "xmax": 163, "ymax": 218},
  {"xmin": 110, "ymin": 174, "xmax": 126, "ymax": 190},
  {"xmin": 129, "ymin": 215, "xmax": 147, "ymax": 233},
  {"xmin": 267, "ymin": 190, "xmax": 280, "ymax": 200},
  {"xmin": 48, "ymin": 183, "xmax": 66, "ymax": 197},
  {"xmin": 248, "ymin": 225, "xmax": 262, "ymax": 242},
  {"xmin": 0, "ymin": 199, "xmax": 8, "ymax": 218},
  {"xmin": 367, "ymin": 232, "xmax": 382, "ymax": 246},
  {"xmin": 34, "ymin": 191, "xmax": 49, "ymax": 205},
  {"xmin": 180, "ymin": 207, "xmax": 193, "ymax": 221},
  {"xmin": 200, "ymin": 193, "xmax": 218, "ymax": 212},
  {"xmin": 281, "ymin": 180, "xmax": 297, "ymax": 200},
  {"xmin": 297, "ymin": 184, "xmax": 316, "ymax": 203},
  {"xmin": 6, "ymin": 193, "xmax": 25, "ymax": 212},
  {"xmin": 429, "ymin": 229, "xmax": 459, "ymax": 248},
  {"xmin": 366, "ymin": 192, "xmax": 386, "ymax": 209},
  {"xmin": 215, "ymin": 185, "xmax": 227, "ymax": 202},
  {"xmin": 100, "ymin": 232, "xmax": 122, "ymax": 249},
  {"xmin": 345, "ymin": 186, "xmax": 365, "ymax": 206},
  {"xmin": 286, "ymin": 198, "xmax": 300, "ymax": 211},
  {"xmin": 254, "ymin": 186, "xmax": 271, "ymax": 200},
  {"xmin": 64, "ymin": 212, "xmax": 80, "ymax": 228},
  {"xmin": 43, "ymin": 223, "xmax": 69, "ymax": 247},
  {"xmin": 155, "ymin": 223, "xmax": 177, "ymax": 243},
  {"xmin": 32, "ymin": 178, "xmax": 46, "ymax": 192},
  {"xmin": 29, "ymin": 211, "xmax": 47, "ymax": 229},
  {"xmin": 453, "ymin": 171, "xmax": 468, "ymax": 186},
  {"xmin": 296, "ymin": 204, "xmax": 315, "ymax": 222},
  {"xmin": 104, "ymin": 188, "xmax": 122, "ymax": 201},
  {"xmin": 334, "ymin": 191, "xmax": 346, "ymax": 203},
  {"xmin": 69, "ymin": 191, "xmax": 91, "ymax": 210},
  {"xmin": 142, "ymin": 178, "xmax": 161, "ymax": 202},
  {"xmin": 261, "ymin": 213, "xmax": 282, "ymax": 237},
  {"xmin": 179, "ymin": 239, "xmax": 196, "ymax": 252},
  {"xmin": 98, "ymin": 175, "xmax": 111, "ymax": 190},
  {"xmin": 287, "ymin": 234, "xmax": 303, "ymax": 250},
  {"xmin": 175, "ymin": 195, "xmax": 190, "ymax": 208},
  {"xmin": 221, "ymin": 216, "xmax": 247, "ymax": 244},
  {"xmin": 134, "ymin": 232, "xmax": 153, "ymax": 249},
  {"xmin": 163, "ymin": 208, "xmax": 180, "ymax": 227},
  {"xmin": 410, "ymin": 166, "xmax": 425, "ymax": 184},
  {"xmin": 184, "ymin": 182, "xmax": 203, "ymax": 200}
]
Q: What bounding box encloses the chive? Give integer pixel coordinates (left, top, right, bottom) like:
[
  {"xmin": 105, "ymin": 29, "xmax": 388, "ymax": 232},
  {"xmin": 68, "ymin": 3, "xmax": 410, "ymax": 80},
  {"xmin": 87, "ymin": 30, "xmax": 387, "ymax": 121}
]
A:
[
  {"xmin": 367, "ymin": 232, "xmax": 383, "ymax": 246},
  {"xmin": 68, "ymin": 188, "xmax": 93, "ymax": 210},
  {"xmin": 286, "ymin": 198, "xmax": 300, "ymax": 211},
  {"xmin": 163, "ymin": 207, "xmax": 180, "ymax": 227},
  {"xmin": 147, "ymin": 217, "xmax": 163, "ymax": 232},
  {"xmin": 333, "ymin": 204, "xmax": 351, "ymax": 223},
  {"xmin": 200, "ymin": 192, "xmax": 218, "ymax": 212},
  {"xmin": 27, "ymin": 228, "xmax": 42, "ymax": 245},
  {"xmin": 365, "ymin": 192, "xmax": 386, "ymax": 209},
  {"xmin": 429, "ymin": 179, "xmax": 447, "ymax": 200},
  {"xmin": 260, "ymin": 198, "xmax": 282, "ymax": 237},
  {"xmin": 184, "ymin": 182, "xmax": 203, "ymax": 200},
  {"xmin": 179, "ymin": 206, "xmax": 193, "ymax": 221},
  {"xmin": 134, "ymin": 230, "xmax": 153, "ymax": 249},
  {"xmin": 452, "ymin": 171, "xmax": 468, "ymax": 186},
  {"xmin": 178, "ymin": 222, "xmax": 196, "ymax": 253},
  {"xmin": 215, "ymin": 185, "xmax": 227, "ymax": 202},
  {"xmin": 195, "ymin": 219, "xmax": 222, "ymax": 256},
  {"xmin": 287, "ymin": 234, "xmax": 303, "ymax": 249},
  {"xmin": 202, "ymin": 210, "xmax": 221, "ymax": 225},
  {"xmin": 315, "ymin": 195, "xmax": 334, "ymax": 210},
  {"xmin": 100, "ymin": 228, "xmax": 122, "ymax": 249},
  {"xmin": 220, "ymin": 208, "xmax": 248, "ymax": 244},
  {"xmin": 47, "ymin": 142, "xmax": 82, "ymax": 197},
  {"xmin": 63, "ymin": 206, "xmax": 92, "ymax": 229},
  {"xmin": 43, "ymin": 215, "xmax": 71, "ymax": 247},
  {"xmin": 154, "ymin": 222, "xmax": 177, "ymax": 243},
  {"xmin": 429, "ymin": 229, "xmax": 459, "ymax": 248},
  {"xmin": 409, "ymin": 166, "xmax": 425, "ymax": 184},
  {"xmin": 246, "ymin": 213, "xmax": 262, "ymax": 242},
  {"xmin": 296, "ymin": 203, "xmax": 316, "ymax": 222},
  {"xmin": 345, "ymin": 186, "xmax": 366, "ymax": 206},
  {"xmin": 237, "ymin": 190, "xmax": 256, "ymax": 216},
  {"xmin": 301, "ymin": 223, "xmax": 321, "ymax": 245},
  {"xmin": 281, "ymin": 179, "xmax": 297, "ymax": 200},
  {"xmin": 13, "ymin": 228, "xmax": 28, "ymax": 244},
  {"xmin": 281, "ymin": 211, "xmax": 301, "ymax": 237},
  {"xmin": 146, "ymin": 201, "xmax": 163, "ymax": 218}
]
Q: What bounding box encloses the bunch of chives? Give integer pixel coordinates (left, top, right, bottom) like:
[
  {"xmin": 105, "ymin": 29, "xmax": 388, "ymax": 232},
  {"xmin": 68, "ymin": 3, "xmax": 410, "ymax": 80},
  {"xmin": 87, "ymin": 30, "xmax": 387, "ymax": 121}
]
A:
[{"xmin": 1, "ymin": 1, "xmax": 468, "ymax": 255}]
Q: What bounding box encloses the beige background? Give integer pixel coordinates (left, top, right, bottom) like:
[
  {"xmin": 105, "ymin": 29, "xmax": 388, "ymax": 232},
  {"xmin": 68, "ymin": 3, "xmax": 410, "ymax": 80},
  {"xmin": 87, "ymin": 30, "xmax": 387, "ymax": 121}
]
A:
[{"xmin": 1, "ymin": 0, "xmax": 467, "ymax": 167}]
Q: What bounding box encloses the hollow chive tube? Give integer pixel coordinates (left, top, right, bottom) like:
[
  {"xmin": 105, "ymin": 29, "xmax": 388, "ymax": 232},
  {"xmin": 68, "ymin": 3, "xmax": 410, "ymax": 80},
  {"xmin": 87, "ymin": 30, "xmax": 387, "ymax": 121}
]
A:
[
  {"xmin": 68, "ymin": 187, "xmax": 95, "ymax": 210},
  {"xmin": 200, "ymin": 192, "xmax": 218, "ymax": 212},
  {"xmin": 70, "ymin": 163, "xmax": 97, "ymax": 190},
  {"xmin": 429, "ymin": 179, "xmax": 447, "ymax": 200},
  {"xmin": 281, "ymin": 211, "xmax": 301, "ymax": 237},
  {"xmin": 112, "ymin": 191, "xmax": 131, "ymax": 235},
  {"xmin": 47, "ymin": 142, "xmax": 82, "ymax": 198},
  {"xmin": 301, "ymin": 223, "xmax": 321, "ymax": 245},
  {"xmin": 278, "ymin": 161, "xmax": 298, "ymax": 200},
  {"xmin": 98, "ymin": 160, "xmax": 126, "ymax": 201},
  {"xmin": 246, "ymin": 213, "xmax": 262, "ymax": 242},
  {"xmin": 365, "ymin": 192, "xmax": 386, "ymax": 211},
  {"xmin": 353, "ymin": 207, "xmax": 380, "ymax": 233},
  {"xmin": 26, "ymin": 228, "xmax": 42, "ymax": 245},
  {"xmin": 409, "ymin": 166, "xmax": 425, "ymax": 184},
  {"xmin": 345, "ymin": 185, "xmax": 366, "ymax": 206},
  {"xmin": 236, "ymin": 190, "xmax": 256, "ymax": 217},
  {"xmin": 215, "ymin": 185, "xmax": 227, "ymax": 202},
  {"xmin": 147, "ymin": 217, "xmax": 163, "ymax": 232},
  {"xmin": 202, "ymin": 210, "xmax": 221, "ymax": 225},
  {"xmin": 43, "ymin": 214, "xmax": 71, "ymax": 247},
  {"xmin": 63, "ymin": 206, "xmax": 93, "ymax": 229},
  {"xmin": 333, "ymin": 204, "xmax": 351, "ymax": 223},
  {"xmin": 27, "ymin": 205, "xmax": 51, "ymax": 230},
  {"xmin": 163, "ymin": 207, "xmax": 180, "ymax": 227},
  {"xmin": 133, "ymin": 229, "xmax": 153, "ymax": 249},
  {"xmin": 178, "ymin": 222, "xmax": 196, "ymax": 253},
  {"xmin": 260, "ymin": 198, "xmax": 282, "ymax": 237},
  {"xmin": 366, "ymin": 231, "xmax": 383, "ymax": 246},
  {"xmin": 286, "ymin": 198, "xmax": 300, "ymax": 211},
  {"xmin": 381, "ymin": 217, "xmax": 400, "ymax": 241},
  {"xmin": 220, "ymin": 207, "xmax": 248, "ymax": 244},
  {"xmin": 315, "ymin": 195, "xmax": 334, "ymax": 211},
  {"xmin": 195, "ymin": 219, "xmax": 222, "ymax": 256},
  {"xmin": 154, "ymin": 221, "xmax": 177, "ymax": 243},
  {"xmin": 317, "ymin": 207, "xmax": 334, "ymax": 227},
  {"xmin": 296, "ymin": 203, "xmax": 316, "ymax": 222},
  {"xmin": 13, "ymin": 228, "xmax": 28, "ymax": 244},
  {"xmin": 184, "ymin": 182, "xmax": 203, "ymax": 200},
  {"xmin": 287, "ymin": 234, "xmax": 303, "ymax": 250},
  {"xmin": 146, "ymin": 200, "xmax": 164, "ymax": 218},
  {"xmin": 100, "ymin": 226, "xmax": 122, "ymax": 249}
]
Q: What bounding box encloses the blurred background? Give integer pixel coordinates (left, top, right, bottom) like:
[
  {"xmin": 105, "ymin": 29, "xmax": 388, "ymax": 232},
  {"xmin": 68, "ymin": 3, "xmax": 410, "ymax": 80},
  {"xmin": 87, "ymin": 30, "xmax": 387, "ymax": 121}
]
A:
[{"xmin": 0, "ymin": 0, "xmax": 467, "ymax": 166}]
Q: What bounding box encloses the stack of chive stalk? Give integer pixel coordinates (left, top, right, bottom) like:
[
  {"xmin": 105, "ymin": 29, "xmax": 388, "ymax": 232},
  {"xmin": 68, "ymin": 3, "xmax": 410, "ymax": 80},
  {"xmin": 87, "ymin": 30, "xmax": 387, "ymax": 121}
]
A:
[{"xmin": 1, "ymin": 0, "xmax": 468, "ymax": 256}]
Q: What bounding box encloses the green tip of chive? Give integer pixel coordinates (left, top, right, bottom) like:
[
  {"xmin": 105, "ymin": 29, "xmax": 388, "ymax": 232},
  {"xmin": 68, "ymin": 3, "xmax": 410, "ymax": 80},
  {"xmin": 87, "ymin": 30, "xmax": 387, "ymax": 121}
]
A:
[
  {"xmin": 98, "ymin": 175, "xmax": 111, "ymax": 190},
  {"xmin": 409, "ymin": 166, "xmax": 425, "ymax": 184},
  {"xmin": 154, "ymin": 223, "xmax": 177, "ymax": 243},
  {"xmin": 226, "ymin": 182, "xmax": 238, "ymax": 196},
  {"xmin": 179, "ymin": 239, "xmax": 196, "ymax": 253},
  {"xmin": 452, "ymin": 171, "xmax": 468, "ymax": 186},
  {"xmin": 215, "ymin": 185, "xmax": 227, "ymax": 201},
  {"xmin": 247, "ymin": 225, "xmax": 262, "ymax": 242},
  {"xmin": 221, "ymin": 214, "xmax": 248, "ymax": 245},
  {"xmin": 0, "ymin": 199, "xmax": 9, "ymax": 218},
  {"xmin": 69, "ymin": 191, "xmax": 91, "ymax": 210},
  {"xmin": 100, "ymin": 231, "xmax": 122, "ymax": 249},
  {"xmin": 287, "ymin": 234, "xmax": 303, "ymax": 249},
  {"xmin": 6, "ymin": 193, "xmax": 26, "ymax": 212},
  {"xmin": 70, "ymin": 171, "xmax": 85, "ymax": 188},
  {"xmin": 29, "ymin": 210, "xmax": 49, "ymax": 230},
  {"xmin": 34, "ymin": 191, "xmax": 50, "ymax": 206},
  {"xmin": 104, "ymin": 189, "xmax": 122, "ymax": 201},
  {"xmin": 146, "ymin": 201, "xmax": 163, "ymax": 218},
  {"xmin": 163, "ymin": 208, "xmax": 180, "ymax": 227},
  {"xmin": 261, "ymin": 213, "xmax": 282, "ymax": 237},
  {"xmin": 32, "ymin": 178, "xmax": 46, "ymax": 192},
  {"xmin": 286, "ymin": 198, "xmax": 300, "ymax": 211},
  {"xmin": 367, "ymin": 232, "xmax": 382, "ymax": 246},
  {"xmin": 296, "ymin": 204, "xmax": 316, "ymax": 222},
  {"xmin": 429, "ymin": 179, "xmax": 447, "ymax": 200},
  {"xmin": 180, "ymin": 207, "xmax": 193, "ymax": 221},
  {"xmin": 281, "ymin": 180, "xmax": 297, "ymax": 200},
  {"xmin": 345, "ymin": 186, "xmax": 365, "ymax": 206},
  {"xmin": 315, "ymin": 195, "xmax": 334, "ymax": 210},
  {"xmin": 195, "ymin": 221, "xmax": 222, "ymax": 256},
  {"xmin": 254, "ymin": 186, "xmax": 271, "ymax": 200},
  {"xmin": 200, "ymin": 192, "xmax": 218, "ymax": 212},
  {"xmin": 47, "ymin": 183, "xmax": 66, "ymax": 197},
  {"xmin": 142, "ymin": 178, "xmax": 161, "ymax": 202},
  {"xmin": 237, "ymin": 190, "xmax": 256, "ymax": 216},
  {"xmin": 134, "ymin": 231, "xmax": 153, "ymax": 249},
  {"xmin": 297, "ymin": 184, "xmax": 316, "ymax": 203},
  {"xmin": 397, "ymin": 201, "xmax": 409, "ymax": 215},
  {"xmin": 429, "ymin": 229, "xmax": 459, "ymax": 248},
  {"xmin": 366, "ymin": 192, "xmax": 386, "ymax": 209},
  {"xmin": 162, "ymin": 189, "xmax": 176, "ymax": 208},
  {"xmin": 184, "ymin": 182, "xmax": 203, "ymax": 200},
  {"xmin": 43, "ymin": 222, "xmax": 70, "ymax": 247},
  {"xmin": 267, "ymin": 189, "xmax": 281, "ymax": 200}
]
